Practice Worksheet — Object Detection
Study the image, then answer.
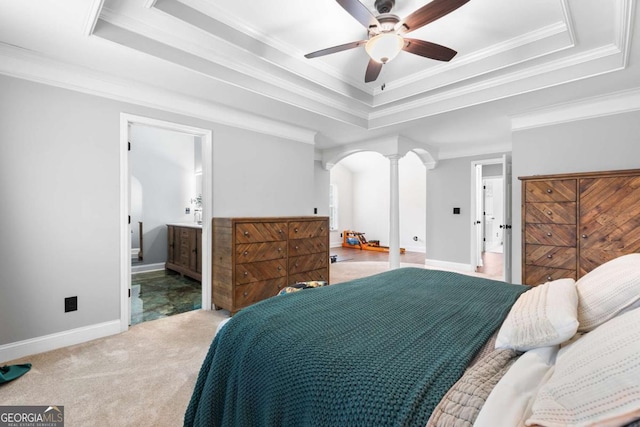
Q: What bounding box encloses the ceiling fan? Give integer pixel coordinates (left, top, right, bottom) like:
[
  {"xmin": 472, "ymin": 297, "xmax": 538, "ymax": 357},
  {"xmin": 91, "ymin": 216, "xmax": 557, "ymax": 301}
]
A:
[{"xmin": 305, "ymin": 0, "xmax": 470, "ymax": 83}]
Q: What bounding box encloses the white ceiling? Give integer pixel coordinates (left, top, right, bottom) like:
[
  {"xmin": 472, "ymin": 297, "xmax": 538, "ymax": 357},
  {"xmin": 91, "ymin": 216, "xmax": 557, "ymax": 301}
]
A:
[{"xmin": 0, "ymin": 0, "xmax": 638, "ymax": 159}]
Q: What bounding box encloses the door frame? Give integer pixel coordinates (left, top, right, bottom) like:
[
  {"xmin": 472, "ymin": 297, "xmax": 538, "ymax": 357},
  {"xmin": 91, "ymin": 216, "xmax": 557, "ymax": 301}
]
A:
[
  {"xmin": 470, "ymin": 156, "xmax": 512, "ymax": 282},
  {"xmin": 119, "ymin": 113, "xmax": 213, "ymax": 331}
]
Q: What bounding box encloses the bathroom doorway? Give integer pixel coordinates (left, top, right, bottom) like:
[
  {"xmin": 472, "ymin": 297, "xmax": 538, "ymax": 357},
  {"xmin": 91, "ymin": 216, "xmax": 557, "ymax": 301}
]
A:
[{"xmin": 120, "ymin": 114, "xmax": 212, "ymax": 331}]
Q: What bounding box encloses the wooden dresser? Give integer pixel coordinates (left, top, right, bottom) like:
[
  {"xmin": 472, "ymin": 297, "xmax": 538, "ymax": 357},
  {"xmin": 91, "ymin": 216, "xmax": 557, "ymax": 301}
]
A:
[
  {"xmin": 212, "ymin": 216, "xmax": 329, "ymax": 314},
  {"xmin": 520, "ymin": 169, "xmax": 640, "ymax": 286},
  {"xmin": 166, "ymin": 223, "xmax": 202, "ymax": 282}
]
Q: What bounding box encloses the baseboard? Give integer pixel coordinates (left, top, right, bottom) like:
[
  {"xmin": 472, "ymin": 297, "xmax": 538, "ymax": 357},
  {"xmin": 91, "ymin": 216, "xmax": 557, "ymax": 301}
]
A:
[
  {"xmin": 425, "ymin": 258, "xmax": 474, "ymax": 272},
  {"xmin": 0, "ymin": 320, "xmax": 121, "ymax": 363},
  {"xmin": 403, "ymin": 246, "xmax": 426, "ymax": 254},
  {"xmin": 131, "ymin": 262, "xmax": 165, "ymax": 273}
]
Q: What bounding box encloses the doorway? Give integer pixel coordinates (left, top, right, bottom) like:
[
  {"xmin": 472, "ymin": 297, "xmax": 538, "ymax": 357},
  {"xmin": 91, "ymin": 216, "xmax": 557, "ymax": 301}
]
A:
[
  {"xmin": 119, "ymin": 114, "xmax": 213, "ymax": 331},
  {"xmin": 470, "ymin": 155, "xmax": 512, "ymax": 282}
]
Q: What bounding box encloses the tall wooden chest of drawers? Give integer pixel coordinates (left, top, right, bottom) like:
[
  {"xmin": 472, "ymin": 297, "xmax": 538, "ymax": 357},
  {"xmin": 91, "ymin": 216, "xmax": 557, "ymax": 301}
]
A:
[
  {"xmin": 212, "ymin": 216, "xmax": 329, "ymax": 315},
  {"xmin": 520, "ymin": 169, "xmax": 640, "ymax": 286}
]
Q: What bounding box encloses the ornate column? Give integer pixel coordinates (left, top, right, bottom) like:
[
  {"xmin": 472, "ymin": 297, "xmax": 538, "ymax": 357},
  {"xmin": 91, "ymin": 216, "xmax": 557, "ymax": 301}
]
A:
[{"xmin": 387, "ymin": 154, "xmax": 401, "ymax": 269}]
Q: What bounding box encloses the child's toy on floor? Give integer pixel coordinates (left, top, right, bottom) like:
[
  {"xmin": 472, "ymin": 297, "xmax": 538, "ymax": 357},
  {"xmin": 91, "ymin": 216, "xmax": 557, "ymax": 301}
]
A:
[{"xmin": 341, "ymin": 230, "xmax": 405, "ymax": 254}]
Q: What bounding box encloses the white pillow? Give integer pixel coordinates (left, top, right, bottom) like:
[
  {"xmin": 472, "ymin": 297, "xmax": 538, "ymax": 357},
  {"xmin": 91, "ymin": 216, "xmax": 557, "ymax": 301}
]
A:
[
  {"xmin": 495, "ymin": 278, "xmax": 578, "ymax": 351},
  {"xmin": 526, "ymin": 307, "xmax": 640, "ymax": 427},
  {"xmin": 576, "ymin": 253, "xmax": 640, "ymax": 332}
]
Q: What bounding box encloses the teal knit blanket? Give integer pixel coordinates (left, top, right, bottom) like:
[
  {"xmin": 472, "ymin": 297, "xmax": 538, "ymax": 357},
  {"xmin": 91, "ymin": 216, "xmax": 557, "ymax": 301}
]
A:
[{"xmin": 185, "ymin": 268, "xmax": 528, "ymax": 427}]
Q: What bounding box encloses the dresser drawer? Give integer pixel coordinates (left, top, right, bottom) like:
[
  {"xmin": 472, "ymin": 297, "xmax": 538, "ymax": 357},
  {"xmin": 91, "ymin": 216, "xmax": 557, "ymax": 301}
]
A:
[
  {"xmin": 289, "ymin": 253, "xmax": 328, "ymax": 275},
  {"xmin": 289, "ymin": 220, "xmax": 328, "ymax": 239},
  {"xmin": 289, "ymin": 236, "xmax": 327, "ymax": 256},
  {"xmin": 525, "ymin": 224, "xmax": 576, "ymax": 246},
  {"xmin": 525, "ymin": 202, "xmax": 576, "ymax": 224},
  {"xmin": 234, "ymin": 277, "xmax": 288, "ymax": 310},
  {"xmin": 235, "ymin": 259, "xmax": 287, "ymax": 284},
  {"xmin": 236, "ymin": 222, "xmax": 287, "ymax": 243},
  {"xmin": 289, "ymin": 268, "xmax": 329, "ymax": 284},
  {"xmin": 525, "ymin": 245, "xmax": 576, "ymax": 269},
  {"xmin": 525, "ymin": 179, "xmax": 577, "ymax": 202},
  {"xmin": 524, "ymin": 265, "xmax": 576, "ymax": 286},
  {"xmin": 236, "ymin": 242, "xmax": 286, "ymax": 263}
]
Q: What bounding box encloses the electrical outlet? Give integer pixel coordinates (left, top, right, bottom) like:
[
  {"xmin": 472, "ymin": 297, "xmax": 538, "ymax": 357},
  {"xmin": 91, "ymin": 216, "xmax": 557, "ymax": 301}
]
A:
[{"xmin": 65, "ymin": 296, "xmax": 78, "ymax": 313}]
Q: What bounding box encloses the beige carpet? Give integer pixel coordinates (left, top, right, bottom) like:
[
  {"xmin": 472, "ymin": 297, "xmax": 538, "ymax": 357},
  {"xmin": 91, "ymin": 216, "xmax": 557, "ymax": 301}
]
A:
[{"xmin": 0, "ymin": 262, "xmax": 493, "ymax": 426}]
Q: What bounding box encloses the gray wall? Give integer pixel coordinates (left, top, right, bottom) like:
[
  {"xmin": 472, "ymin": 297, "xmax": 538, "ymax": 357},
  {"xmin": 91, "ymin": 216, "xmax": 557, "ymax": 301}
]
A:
[
  {"xmin": 0, "ymin": 74, "xmax": 315, "ymax": 347},
  {"xmin": 426, "ymin": 153, "xmax": 508, "ymax": 264},
  {"xmin": 130, "ymin": 125, "xmax": 195, "ymax": 265},
  {"xmin": 511, "ymin": 110, "xmax": 640, "ymax": 283}
]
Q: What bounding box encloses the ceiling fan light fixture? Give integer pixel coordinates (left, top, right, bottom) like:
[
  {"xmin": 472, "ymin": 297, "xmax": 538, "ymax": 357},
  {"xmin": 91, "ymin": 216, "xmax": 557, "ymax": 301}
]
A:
[{"xmin": 365, "ymin": 33, "xmax": 404, "ymax": 64}]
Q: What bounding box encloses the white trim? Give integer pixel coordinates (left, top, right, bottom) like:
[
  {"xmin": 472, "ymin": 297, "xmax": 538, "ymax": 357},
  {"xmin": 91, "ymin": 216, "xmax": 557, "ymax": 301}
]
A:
[
  {"xmin": 425, "ymin": 259, "xmax": 475, "ymax": 273},
  {"xmin": 120, "ymin": 113, "xmax": 213, "ymax": 332},
  {"xmin": 131, "ymin": 262, "xmax": 165, "ymax": 273},
  {"xmin": 83, "ymin": 0, "xmax": 105, "ymax": 37},
  {"xmin": 0, "ymin": 321, "xmax": 120, "ymax": 364},
  {"xmin": 511, "ymin": 87, "xmax": 640, "ymax": 131},
  {"xmin": 0, "ymin": 43, "xmax": 316, "ymax": 145}
]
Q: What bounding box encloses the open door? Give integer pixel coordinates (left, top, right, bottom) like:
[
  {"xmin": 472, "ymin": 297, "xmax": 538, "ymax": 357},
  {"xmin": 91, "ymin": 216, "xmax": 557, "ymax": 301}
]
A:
[
  {"xmin": 501, "ymin": 154, "xmax": 513, "ymax": 282},
  {"xmin": 474, "ymin": 164, "xmax": 484, "ymax": 269}
]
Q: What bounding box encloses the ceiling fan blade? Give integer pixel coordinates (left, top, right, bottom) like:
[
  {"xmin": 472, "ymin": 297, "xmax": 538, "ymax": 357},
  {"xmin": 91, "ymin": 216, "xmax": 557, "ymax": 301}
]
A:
[
  {"xmin": 336, "ymin": 0, "xmax": 380, "ymax": 30},
  {"xmin": 365, "ymin": 59, "xmax": 383, "ymax": 83},
  {"xmin": 403, "ymin": 38, "xmax": 457, "ymax": 61},
  {"xmin": 305, "ymin": 40, "xmax": 367, "ymax": 59},
  {"xmin": 397, "ymin": 0, "xmax": 470, "ymax": 34}
]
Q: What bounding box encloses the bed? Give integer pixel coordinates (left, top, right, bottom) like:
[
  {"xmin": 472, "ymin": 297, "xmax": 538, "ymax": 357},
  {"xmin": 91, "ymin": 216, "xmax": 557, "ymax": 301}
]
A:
[{"xmin": 185, "ymin": 254, "xmax": 640, "ymax": 427}]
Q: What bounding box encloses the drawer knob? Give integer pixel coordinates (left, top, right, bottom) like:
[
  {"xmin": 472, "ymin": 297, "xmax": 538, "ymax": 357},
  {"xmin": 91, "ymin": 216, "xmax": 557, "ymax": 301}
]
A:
[
  {"xmin": 546, "ymin": 189, "xmax": 553, "ymax": 193},
  {"xmin": 244, "ymin": 271, "xmax": 248, "ymax": 276},
  {"xmin": 243, "ymin": 291, "xmax": 248, "ymax": 297},
  {"xmin": 547, "ymin": 276, "xmax": 552, "ymax": 281},
  {"xmin": 278, "ymin": 229, "xmax": 283, "ymax": 234},
  {"xmin": 547, "ymin": 254, "xmax": 553, "ymax": 259},
  {"xmin": 278, "ymin": 247, "xmax": 282, "ymax": 252},
  {"xmin": 295, "ymin": 245, "xmax": 299, "ymax": 249},
  {"xmin": 277, "ymin": 266, "xmax": 282, "ymax": 271},
  {"xmin": 244, "ymin": 231, "xmax": 249, "ymax": 236},
  {"xmin": 582, "ymin": 234, "xmax": 588, "ymax": 239},
  {"xmin": 547, "ymin": 232, "xmax": 552, "ymax": 237},
  {"xmin": 320, "ymin": 227, "xmax": 324, "ymax": 231},
  {"xmin": 295, "ymin": 263, "xmax": 299, "ymax": 267},
  {"xmin": 547, "ymin": 211, "xmax": 552, "ymax": 215},
  {"xmin": 244, "ymin": 251, "xmax": 248, "ymax": 256},
  {"xmin": 294, "ymin": 228, "xmax": 299, "ymax": 233}
]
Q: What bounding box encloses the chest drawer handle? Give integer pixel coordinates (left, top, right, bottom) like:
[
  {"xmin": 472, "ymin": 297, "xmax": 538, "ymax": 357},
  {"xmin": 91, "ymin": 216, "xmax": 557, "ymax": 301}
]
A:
[
  {"xmin": 547, "ymin": 211, "xmax": 552, "ymax": 215},
  {"xmin": 294, "ymin": 228, "xmax": 299, "ymax": 233},
  {"xmin": 277, "ymin": 266, "xmax": 282, "ymax": 271},
  {"xmin": 244, "ymin": 231, "xmax": 249, "ymax": 236},
  {"xmin": 546, "ymin": 232, "xmax": 552, "ymax": 237},
  {"xmin": 547, "ymin": 254, "xmax": 553, "ymax": 259},
  {"xmin": 546, "ymin": 189, "xmax": 552, "ymax": 194},
  {"xmin": 295, "ymin": 245, "xmax": 299, "ymax": 250},
  {"xmin": 243, "ymin": 251, "xmax": 249, "ymax": 256},
  {"xmin": 582, "ymin": 234, "xmax": 588, "ymax": 239},
  {"xmin": 243, "ymin": 291, "xmax": 248, "ymax": 297},
  {"xmin": 243, "ymin": 271, "xmax": 248, "ymax": 276},
  {"xmin": 547, "ymin": 275, "xmax": 552, "ymax": 281},
  {"xmin": 278, "ymin": 247, "xmax": 282, "ymax": 252}
]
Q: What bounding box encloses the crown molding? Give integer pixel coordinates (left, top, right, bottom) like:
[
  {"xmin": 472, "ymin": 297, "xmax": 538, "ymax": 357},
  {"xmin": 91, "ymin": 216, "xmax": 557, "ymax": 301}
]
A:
[
  {"xmin": 83, "ymin": 0, "xmax": 106, "ymax": 36},
  {"xmin": 0, "ymin": 43, "xmax": 317, "ymax": 144},
  {"xmin": 98, "ymin": 6, "xmax": 372, "ymax": 119},
  {"xmin": 511, "ymin": 87, "xmax": 640, "ymax": 131}
]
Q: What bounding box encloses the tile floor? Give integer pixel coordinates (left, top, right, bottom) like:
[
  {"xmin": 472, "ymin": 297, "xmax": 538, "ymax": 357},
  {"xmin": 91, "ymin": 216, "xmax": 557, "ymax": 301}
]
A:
[{"xmin": 130, "ymin": 269, "xmax": 201, "ymax": 325}]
